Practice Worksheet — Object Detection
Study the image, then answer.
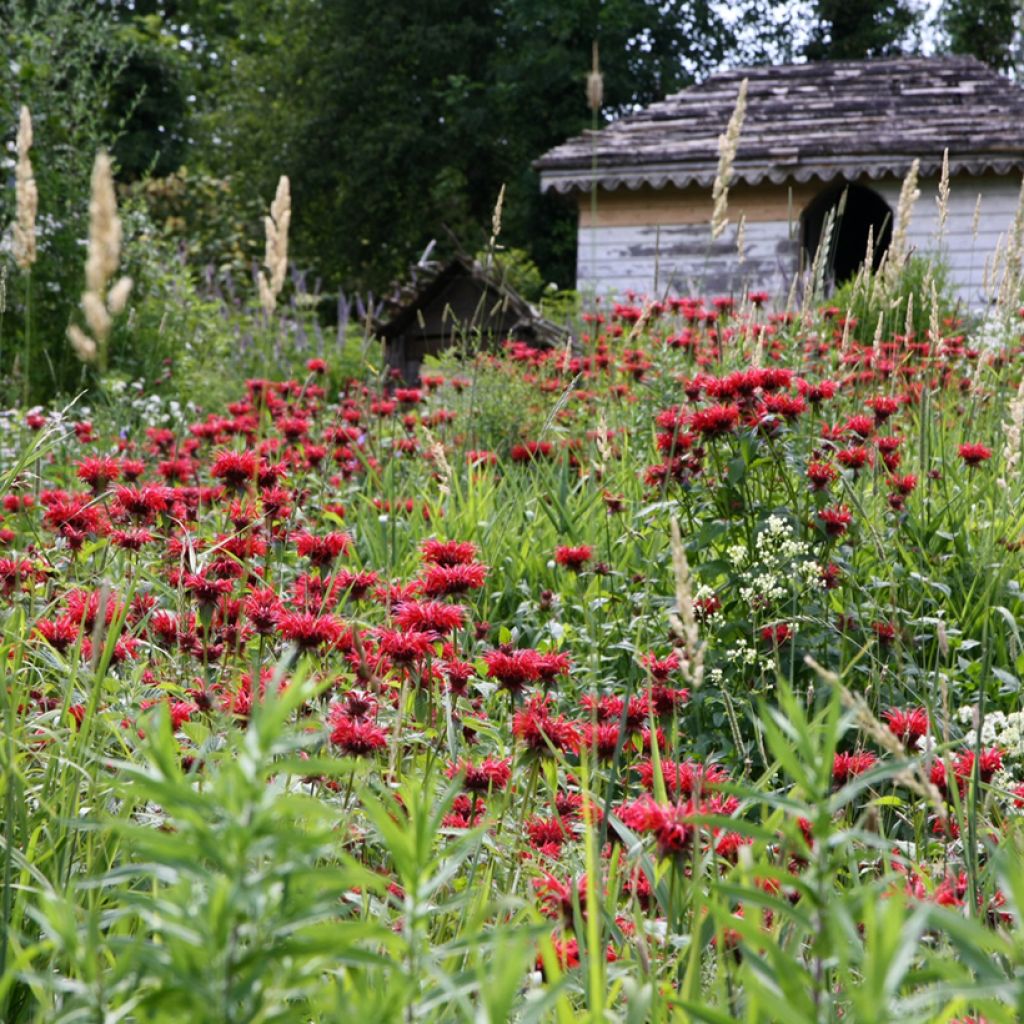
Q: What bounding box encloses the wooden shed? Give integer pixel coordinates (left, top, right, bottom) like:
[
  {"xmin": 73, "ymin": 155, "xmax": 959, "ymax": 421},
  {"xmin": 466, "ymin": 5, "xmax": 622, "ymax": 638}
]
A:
[
  {"xmin": 535, "ymin": 56, "xmax": 1024, "ymax": 307},
  {"xmin": 375, "ymin": 256, "xmax": 569, "ymax": 384}
]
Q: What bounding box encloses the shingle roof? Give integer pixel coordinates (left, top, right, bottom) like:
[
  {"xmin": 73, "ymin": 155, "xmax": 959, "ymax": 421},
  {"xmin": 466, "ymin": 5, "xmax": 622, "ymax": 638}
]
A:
[{"xmin": 535, "ymin": 56, "xmax": 1024, "ymax": 194}]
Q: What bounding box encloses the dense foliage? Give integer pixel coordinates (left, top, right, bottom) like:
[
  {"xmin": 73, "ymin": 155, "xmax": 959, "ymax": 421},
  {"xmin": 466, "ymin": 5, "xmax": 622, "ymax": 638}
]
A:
[{"xmin": 3, "ymin": 285, "xmax": 1024, "ymax": 1020}]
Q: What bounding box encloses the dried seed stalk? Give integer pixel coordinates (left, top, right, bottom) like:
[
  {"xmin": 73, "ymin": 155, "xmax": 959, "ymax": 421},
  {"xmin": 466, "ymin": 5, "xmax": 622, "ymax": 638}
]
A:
[
  {"xmin": 669, "ymin": 518, "xmax": 704, "ymax": 689},
  {"xmin": 259, "ymin": 175, "xmax": 291, "ymax": 316},
  {"xmin": 711, "ymin": 79, "xmax": 748, "ymax": 241},
  {"xmin": 68, "ymin": 151, "xmax": 132, "ymax": 368},
  {"xmin": 14, "ymin": 106, "xmax": 37, "ymax": 270}
]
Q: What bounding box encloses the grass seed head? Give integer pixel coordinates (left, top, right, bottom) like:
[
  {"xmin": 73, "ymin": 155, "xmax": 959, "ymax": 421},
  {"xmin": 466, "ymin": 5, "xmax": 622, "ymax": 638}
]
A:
[{"xmin": 14, "ymin": 105, "xmax": 38, "ymax": 270}]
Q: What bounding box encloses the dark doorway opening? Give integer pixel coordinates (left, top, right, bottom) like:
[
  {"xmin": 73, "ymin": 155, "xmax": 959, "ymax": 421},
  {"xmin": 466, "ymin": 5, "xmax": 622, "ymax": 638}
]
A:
[{"xmin": 801, "ymin": 182, "xmax": 893, "ymax": 286}]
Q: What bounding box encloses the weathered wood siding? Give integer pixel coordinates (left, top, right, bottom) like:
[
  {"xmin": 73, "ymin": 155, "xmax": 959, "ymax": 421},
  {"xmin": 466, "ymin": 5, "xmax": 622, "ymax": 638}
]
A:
[
  {"xmin": 577, "ymin": 218, "xmax": 799, "ymax": 300},
  {"xmin": 873, "ymin": 174, "xmax": 1022, "ymax": 307},
  {"xmin": 575, "ymin": 174, "xmax": 1023, "ymax": 307}
]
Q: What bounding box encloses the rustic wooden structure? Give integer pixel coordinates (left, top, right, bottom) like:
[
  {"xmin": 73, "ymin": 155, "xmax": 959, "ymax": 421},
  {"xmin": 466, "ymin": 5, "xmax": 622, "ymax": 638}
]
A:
[
  {"xmin": 374, "ymin": 256, "xmax": 569, "ymax": 383},
  {"xmin": 535, "ymin": 56, "xmax": 1024, "ymax": 305}
]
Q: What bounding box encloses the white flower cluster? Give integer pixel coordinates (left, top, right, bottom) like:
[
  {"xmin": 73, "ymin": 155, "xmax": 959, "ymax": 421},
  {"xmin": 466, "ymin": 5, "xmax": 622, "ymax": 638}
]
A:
[
  {"xmin": 118, "ymin": 381, "xmax": 194, "ymax": 428},
  {"xmin": 734, "ymin": 515, "xmax": 823, "ymax": 610},
  {"xmin": 957, "ymin": 705, "xmax": 1024, "ymax": 762}
]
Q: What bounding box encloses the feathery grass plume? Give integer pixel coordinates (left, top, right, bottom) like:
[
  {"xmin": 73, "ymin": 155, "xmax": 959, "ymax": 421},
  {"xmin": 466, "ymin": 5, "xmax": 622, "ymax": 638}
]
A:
[
  {"xmin": 971, "ymin": 194, "xmax": 982, "ymax": 241},
  {"xmin": 885, "ymin": 159, "xmax": 920, "ymax": 288},
  {"xmin": 997, "ymin": 177, "xmax": 1024, "ymax": 317},
  {"xmin": 871, "ymin": 311, "xmax": 884, "ymax": 369},
  {"xmin": 68, "ymin": 151, "xmax": 132, "ymax": 370},
  {"xmin": 668, "ymin": 517, "xmax": 704, "ymax": 689},
  {"xmin": 13, "ymin": 105, "xmax": 38, "ymax": 271},
  {"xmin": 1000, "ymin": 376, "xmax": 1024, "ymax": 489},
  {"xmin": 903, "ymin": 291, "xmax": 914, "ymax": 342},
  {"xmin": 484, "ymin": 184, "xmax": 506, "ymax": 273},
  {"xmin": 710, "ymin": 78, "xmax": 748, "ymax": 241},
  {"xmin": 862, "ymin": 224, "xmax": 874, "ymax": 278},
  {"xmin": 258, "ymin": 175, "xmax": 291, "ymax": 316},
  {"xmin": 839, "ymin": 309, "xmax": 853, "ymax": 354},
  {"xmin": 928, "ymin": 280, "xmax": 940, "ymax": 357},
  {"xmin": 736, "ymin": 214, "xmax": 746, "ymax": 266},
  {"xmin": 586, "ymin": 41, "xmax": 603, "ymax": 113},
  {"xmin": 802, "ymin": 205, "xmax": 835, "ymax": 321},
  {"xmin": 935, "ymin": 148, "xmax": 950, "ymax": 244}
]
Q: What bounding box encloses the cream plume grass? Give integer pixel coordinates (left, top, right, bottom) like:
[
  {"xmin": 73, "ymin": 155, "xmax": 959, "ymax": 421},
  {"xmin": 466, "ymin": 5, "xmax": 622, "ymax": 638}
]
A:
[
  {"xmin": 668, "ymin": 518, "xmax": 704, "ymax": 689},
  {"xmin": 586, "ymin": 41, "xmax": 603, "ymax": 113},
  {"xmin": 885, "ymin": 159, "xmax": 920, "ymax": 289},
  {"xmin": 259, "ymin": 175, "xmax": 291, "ymax": 316},
  {"xmin": 14, "ymin": 105, "xmax": 38, "ymax": 270},
  {"xmin": 1001, "ymin": 377, "xmax": 1024, "ymax": 490},
  {"xmin": 68, "ymin": 151, "xmax": 132, "ymax": 368},
  {"xmin": 935, "ymin": 148, "xmax": 950, "ymax": 243},
  {"xmin": 711, "ymin": 79, "xmax": 748, "ymax": 241}
]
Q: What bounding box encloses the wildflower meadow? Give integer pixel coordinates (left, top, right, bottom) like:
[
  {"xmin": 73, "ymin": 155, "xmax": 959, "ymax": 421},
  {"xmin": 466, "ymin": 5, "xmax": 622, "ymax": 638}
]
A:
[
  {"xmin": 6, "ymin": 27, "xmax": 1024, "ymax": 1021},
  {"xmin": 5, "ymin": 255, "xmax": 1024, "ymax": 1021}
]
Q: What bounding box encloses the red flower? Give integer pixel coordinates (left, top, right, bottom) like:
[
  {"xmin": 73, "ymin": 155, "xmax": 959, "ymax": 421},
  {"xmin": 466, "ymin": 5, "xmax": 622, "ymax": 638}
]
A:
[
  {"xmin": 276, "ymin": 611, "xmax": 344, "ymax": 650},
  {"xmin": 183, "ymin": 571, "xmax": 234, "ymax": 605},
  {"xmin": 293, "ymin": 530, "xmax": 352, "ymax": 566},
  {"xmin": 512, "ymin": 695, "xmax": 580, "ymax": 755},
  {"xmin": 958, "ymin": 443, "xmax": 992, "ymax": 466},
  {"xmin": 618, "ymin": 795, "xmax": 692, "ymax": 859},
  {"xmin": 393, "ymin": 600, "xmax": 465, "ymax": 634},
  {"xmin": 329, "ymin": 709, "xmax": 387, "ymax": 755},
  {"xmin": 211, "ymin": 450, "xmax": 258, "ymax": 488},
  {"xmin": 818, "ymin": 505, "xmax": 852, "ymax": 537},
  {"xmin": 374, "ymin": 627, "xmax": 438, "ymax": 663},
  {"xmin": 760, "ymin": 623, "xmax": 792, "ymax": 646},
  {"xmin": 884, "ymin": 707, "xmax": 929, "ymax": 747},
  {"xmin": 807, "ymin": 461, "xmax": 838, "ymax": 490},
  {"xmin": 691, "ymin": 403, "xmax": 740, "ymax": 437},
  {"xmin": 446, "ymin": 758, "xmax": 512, "ymax": 792},
  {"xmin": 637, "ymin": 759, "xmax": 728, "ymax": 798},
  {"xmin": 554, "ymin": 545, "xmax": 593, "ymax": 570},
  {"xmin": 484, "ymin": 647, "xmax": 542, "ymax": 693},
  {"xmin": 832, "ymin": 750, "xmax": 877, "ymax": 784},
  {"xmin": 420, "ymin": 562, "xmax": 488, "ymax": 596},
  {"xmin": 76, "ymin": 456, "xmax": 122, "ymax": 492}
]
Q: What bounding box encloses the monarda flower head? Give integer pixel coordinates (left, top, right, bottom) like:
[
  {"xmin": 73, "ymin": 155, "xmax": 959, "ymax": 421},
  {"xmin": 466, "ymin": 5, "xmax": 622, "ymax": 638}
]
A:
[
  {"xmin": 512, "ymin": 694, "xmax": 580, "ymax": 755},
  {"xmin": 484, "ymin": 647, "xmax": 542, "ymax": 693},
  {"xmin": 211, "ymin": 450, "xmax": 258, "ymax": 488},
  {"xmin": 393, "ymin": 600, "xmax": 465, "ymax": 635},
  {"xmin": 554, "ymin": 545, "xmax": 593, "ymax": 571},
  {"xmin": 446, "ymin": 757, "xmax": 512, "ymax": 793},
  {"xmin": 420, "ymin": 562, "xmax": 488, "ymax": 597},
  {"xmin": 293, "ymin": 530, "xmax": 352, "ymax": 566},
  {"xmin": 958, "ymin": 443, "xmax": 992, "ymax": 467},
  {"xmin": 328, "ymin": 708, "xmax": 387, "ymax": 756},
  {"xmin": 883, "ymin": 706, "xmax": 929, "ymax": 747}
]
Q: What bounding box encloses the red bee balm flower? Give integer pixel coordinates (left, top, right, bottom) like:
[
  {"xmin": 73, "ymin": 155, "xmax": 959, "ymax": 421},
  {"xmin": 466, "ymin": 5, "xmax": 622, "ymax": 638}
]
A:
[
  {"xmin": 420, "ymin": 562, "xmax": 488, "ymax": 596},
  {"xmin": 958, "ymin": 443, "xmax": 992, "ymax": 466},
  {"xmin": 818, "ymin": 505, "xmax": 852, "ymax": 537},
  {"xmin": 484, "ymin": 647, "xmax": 542, "ymax": 693},
  {"xmin": 554, "ymin": 545, "xmax": 592, "ymax": 570},
  {"xmin": 328, "ymin": 709, "xmax": 387, "ymax": 755},
  {"xmin": 884, "ymin": 707, "xmax": 929, "ymax": 747}
]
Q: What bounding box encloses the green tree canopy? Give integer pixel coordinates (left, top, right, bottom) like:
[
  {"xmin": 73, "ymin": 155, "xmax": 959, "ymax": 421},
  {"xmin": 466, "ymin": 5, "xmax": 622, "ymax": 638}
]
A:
[
  {"xmin": 803, "ymin": 0, "xmax": 921, "ymax": 60},
  {"xmin": 941, "ymin": 0, "xmax": 1020, "ymax": 72}
]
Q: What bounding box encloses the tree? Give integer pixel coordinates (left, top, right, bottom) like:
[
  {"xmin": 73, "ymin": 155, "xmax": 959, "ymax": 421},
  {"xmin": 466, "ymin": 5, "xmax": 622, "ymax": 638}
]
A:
[
  {"xmin": 941, "ymin": 0, "xmax": 1020, "ymax": 72},
  {"xmin": 803, "ymin": 0, "xmax": 921, "ymax": 60},
  {"xmin": 182, "ymin": 0, "xmax": 790, "ymax": 292},
  {"xmin": 1, "ymin": 0, "xmax": 135, "ymax": 400}
]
